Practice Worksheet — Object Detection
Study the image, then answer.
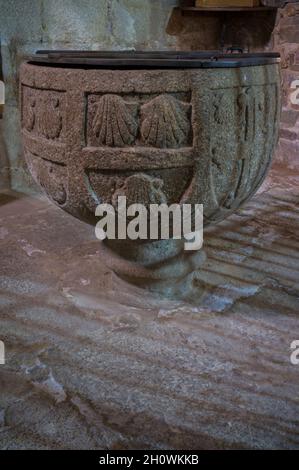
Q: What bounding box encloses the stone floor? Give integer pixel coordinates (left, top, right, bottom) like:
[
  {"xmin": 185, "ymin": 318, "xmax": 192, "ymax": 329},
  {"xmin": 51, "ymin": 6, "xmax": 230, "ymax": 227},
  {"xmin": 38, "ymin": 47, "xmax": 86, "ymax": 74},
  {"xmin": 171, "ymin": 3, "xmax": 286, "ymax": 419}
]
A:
[{"xmin": 0, "ymin": 166, "xmax": 299, "ymax": 450}]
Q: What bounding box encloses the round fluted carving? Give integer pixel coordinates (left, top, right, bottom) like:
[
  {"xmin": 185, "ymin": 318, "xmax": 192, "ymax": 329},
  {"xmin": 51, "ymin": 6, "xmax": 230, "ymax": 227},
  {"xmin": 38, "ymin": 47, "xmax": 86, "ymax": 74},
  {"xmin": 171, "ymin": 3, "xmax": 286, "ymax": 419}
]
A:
[{"xmin": 91, "ymin": 94, "xmax": 138, "ymax": 147}]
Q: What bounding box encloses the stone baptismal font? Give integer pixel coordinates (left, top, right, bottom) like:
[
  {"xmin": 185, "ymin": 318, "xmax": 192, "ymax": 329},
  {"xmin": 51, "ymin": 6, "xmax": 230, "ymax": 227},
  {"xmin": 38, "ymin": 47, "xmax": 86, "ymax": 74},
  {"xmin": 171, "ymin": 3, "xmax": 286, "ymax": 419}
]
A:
[{"xmin": 20, "ymin": 51, "xmax": 281, "ymax": 300}]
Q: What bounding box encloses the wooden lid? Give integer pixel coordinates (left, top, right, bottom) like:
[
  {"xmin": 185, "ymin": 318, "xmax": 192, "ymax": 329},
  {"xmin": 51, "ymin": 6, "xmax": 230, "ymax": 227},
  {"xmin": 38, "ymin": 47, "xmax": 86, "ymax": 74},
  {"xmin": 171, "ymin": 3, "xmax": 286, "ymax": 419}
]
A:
[{"xmin": 29, "ymin": 50, "xmax": 280, "ymax": 68}]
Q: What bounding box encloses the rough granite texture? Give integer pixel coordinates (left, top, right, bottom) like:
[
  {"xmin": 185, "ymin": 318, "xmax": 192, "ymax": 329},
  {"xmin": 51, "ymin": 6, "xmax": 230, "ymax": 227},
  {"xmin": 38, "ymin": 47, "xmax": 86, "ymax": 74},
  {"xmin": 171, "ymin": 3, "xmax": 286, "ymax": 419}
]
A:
[
  {"xmin": 0, "ymin": 0, "xmax": 177, "ymax": 192},
  {"xmin": 20, "ymin": 60, "xmax": 281, "ymax": 293}
]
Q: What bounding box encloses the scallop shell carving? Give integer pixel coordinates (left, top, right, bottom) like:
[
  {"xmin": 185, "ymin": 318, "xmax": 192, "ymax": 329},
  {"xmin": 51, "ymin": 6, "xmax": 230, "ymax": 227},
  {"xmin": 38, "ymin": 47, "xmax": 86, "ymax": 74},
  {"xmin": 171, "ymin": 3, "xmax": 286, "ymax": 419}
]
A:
[
  {"xmin": 92, "ymin": 94, "xmax": 138, "ymax": 147},
  {"xmin": 112, "ymin": 173, "xmax": 167, "ymax": 207},
  {"xmin": 140, "ymin": 94, "xmax": 191, "ymax": 148}
]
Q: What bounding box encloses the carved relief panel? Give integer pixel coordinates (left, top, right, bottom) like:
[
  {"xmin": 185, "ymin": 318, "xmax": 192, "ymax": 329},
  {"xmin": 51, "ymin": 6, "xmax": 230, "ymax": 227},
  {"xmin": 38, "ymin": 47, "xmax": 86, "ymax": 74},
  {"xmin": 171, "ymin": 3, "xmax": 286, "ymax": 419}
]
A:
[
  {"xmin": 85, "ymin": 166, "xmax": 193, "ymax": 210},
  {"xmin": 86, "ymin": 92, "xmax": 193, "ymax": 149},
  {"xmin": 206, "ymin": 83, "xmax": 279, "ymax": 221},
  {"xmin": 22, "ymin": 86, "xmax": 66, "ymax": 141}
]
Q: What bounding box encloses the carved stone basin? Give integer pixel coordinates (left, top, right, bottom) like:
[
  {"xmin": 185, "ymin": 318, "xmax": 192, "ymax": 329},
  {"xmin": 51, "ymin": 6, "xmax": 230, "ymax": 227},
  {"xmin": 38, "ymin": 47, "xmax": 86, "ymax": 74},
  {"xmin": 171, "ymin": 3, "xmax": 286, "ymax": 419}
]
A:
[{"xmin": 20, "ymin": 51, "xmax": 281, "ymax": 300}]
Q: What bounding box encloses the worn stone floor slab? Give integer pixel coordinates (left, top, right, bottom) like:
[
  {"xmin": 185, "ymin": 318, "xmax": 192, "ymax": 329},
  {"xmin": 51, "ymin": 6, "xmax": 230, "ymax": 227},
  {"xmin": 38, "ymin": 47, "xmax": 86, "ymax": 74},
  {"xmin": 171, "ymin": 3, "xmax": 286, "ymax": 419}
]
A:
[{"xmin": 0, "ymin": 168, "xmax": 299, "ymax": 450}]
